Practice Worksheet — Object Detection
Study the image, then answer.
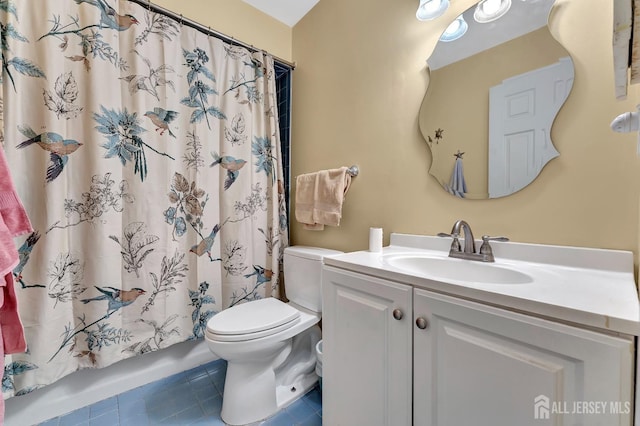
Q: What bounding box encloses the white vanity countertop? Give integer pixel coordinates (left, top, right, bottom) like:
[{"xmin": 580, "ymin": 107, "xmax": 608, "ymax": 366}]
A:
[{"xmin": 323, "ymin": 233, "xmax": 640, "ymax": 336}]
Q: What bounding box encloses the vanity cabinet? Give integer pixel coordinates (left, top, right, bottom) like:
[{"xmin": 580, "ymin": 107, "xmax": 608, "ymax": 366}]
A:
[
  {"xmin": 322, "ymin": 266, "xmax": 634, "ymax": 426},
  {"xmin": 321, "ymin": 266, "xmax": 413, "ymax": 426}
]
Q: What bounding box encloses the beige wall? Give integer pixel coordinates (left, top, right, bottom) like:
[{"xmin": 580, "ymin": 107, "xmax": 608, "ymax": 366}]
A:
[
  {"xmin": 291, "ymin": 0, "xmax": 640, "ymax": 264},
  {"xmin": 154, "ymin": 0, "xmax": 292, "ymax": 61}
]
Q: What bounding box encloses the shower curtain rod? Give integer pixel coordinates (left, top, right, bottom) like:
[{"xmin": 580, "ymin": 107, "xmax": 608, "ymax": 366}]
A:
[{"xmin": 127, "ymin": 0, "xmax": 296, "ymax": 69}]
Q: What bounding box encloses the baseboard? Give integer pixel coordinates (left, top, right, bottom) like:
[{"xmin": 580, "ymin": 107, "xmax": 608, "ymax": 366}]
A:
[{"xmin": 4, "ymin": 339, "xmax": 216, "ymax": 426}]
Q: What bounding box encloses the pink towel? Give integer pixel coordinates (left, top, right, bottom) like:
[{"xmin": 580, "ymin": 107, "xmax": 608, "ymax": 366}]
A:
[
  {"xmin": 0, "ymin": 147, "xmax": 30, "ymax": 424},
  {"xmin": 0, "ymin": 273, "xmax": 27, "ymax": 425},
  {"xmin": 0, "ymin": 320, "xmax": 4, "ymax": 425},
  {"xmin": 1, "ymin": 273, "xmax": 26, "ymax": 355},
  {"xmin": 295, "ymin": 167, "xmax": 352, "ymax": 231},
  {"xmin": 0, "ymin": 146, "xmax": 32, "ymax": 276}
]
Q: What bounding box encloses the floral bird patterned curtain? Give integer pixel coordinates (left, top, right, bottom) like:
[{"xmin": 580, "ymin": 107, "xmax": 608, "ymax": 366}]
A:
[{"xmin": 1, "ymin": 0, "xmax": 288, "ymax": 399}]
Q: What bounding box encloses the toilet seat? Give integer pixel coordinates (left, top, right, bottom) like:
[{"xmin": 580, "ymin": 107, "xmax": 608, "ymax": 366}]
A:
[{"xmin": 206, "ymin": 298, "xmax": 301, "ymax": 342}]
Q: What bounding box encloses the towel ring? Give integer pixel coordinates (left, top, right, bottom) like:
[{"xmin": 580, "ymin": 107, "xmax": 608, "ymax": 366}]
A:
[{"xmin": 347, "ymin": 165, "xmax": 359, "ymax": 177}]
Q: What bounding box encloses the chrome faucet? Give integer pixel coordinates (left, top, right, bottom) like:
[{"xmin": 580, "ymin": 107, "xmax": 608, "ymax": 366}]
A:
[
  {"xmin": 438, "ymin": 220, "xmax": 508, "ymax": 262},
  {"xmin": 452, "ymin": 219, "xmax": 475, "ymax": 255}
]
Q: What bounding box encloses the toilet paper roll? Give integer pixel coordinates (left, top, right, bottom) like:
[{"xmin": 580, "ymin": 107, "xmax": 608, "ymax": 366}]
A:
[{"xmin": 369, "ymin": 227, "xmax": 383, "ymax": 252}]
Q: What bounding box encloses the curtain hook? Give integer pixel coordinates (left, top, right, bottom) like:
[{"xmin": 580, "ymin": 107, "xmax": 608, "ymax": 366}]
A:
[
  {"xmin": 179, "ymin": 14, "xmax": 183, "ymax": 25},
  {"xmin": 147, "ymin": 0, "xmax": 151, "ymax": 12}
]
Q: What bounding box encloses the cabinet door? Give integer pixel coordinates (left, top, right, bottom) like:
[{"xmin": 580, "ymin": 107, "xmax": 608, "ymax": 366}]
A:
[
  {"xmin": 413, "ymin": 289, "xmax": 634, "ymax": 426},
  {"xmin": 322, "ymin": 267, "xmax": 413, "ymax": 426}
]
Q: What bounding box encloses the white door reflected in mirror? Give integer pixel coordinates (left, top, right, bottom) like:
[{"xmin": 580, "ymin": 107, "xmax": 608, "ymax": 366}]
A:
[{"xmin": 488, "ymin": 57, "xmax": 573, "ymax": 198}]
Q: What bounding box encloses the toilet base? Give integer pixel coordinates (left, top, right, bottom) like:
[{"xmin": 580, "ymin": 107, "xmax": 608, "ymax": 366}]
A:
[
  {"xmin": 221, "ymin": 359, "xmax": 280, "ymax": 425},
  {"xmin": 221, "ymin": 366, "xmax": 319, "ymax": 425},
  {"xmin": 275, "ymin": 371, "xmax": 318, "ymax": 410},
  {"xmin": 219, "ymin": 325, "xmax": 321, "ymax": 425}
]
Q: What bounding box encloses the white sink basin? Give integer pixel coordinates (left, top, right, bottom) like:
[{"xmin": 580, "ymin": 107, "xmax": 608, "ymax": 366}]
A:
[{"xmin": 385, "ymin": 255, "xmax": 533, "ymax": 285}]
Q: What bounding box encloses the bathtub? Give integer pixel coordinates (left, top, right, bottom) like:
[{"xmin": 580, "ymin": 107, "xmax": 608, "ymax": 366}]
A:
[{"xmin": 4, "ymin": 339, "xmax": 215, "ymax": 425}]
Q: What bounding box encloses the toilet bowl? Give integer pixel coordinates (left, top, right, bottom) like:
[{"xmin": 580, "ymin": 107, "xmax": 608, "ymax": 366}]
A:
[{"xmin": 205, "ymin": 246, "xmax": 342, "ymax": 425}]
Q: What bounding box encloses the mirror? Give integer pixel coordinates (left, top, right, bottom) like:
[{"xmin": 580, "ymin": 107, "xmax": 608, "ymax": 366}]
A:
[{"xmin": 419, "ymin": 0, "xmax": 574, "ymax": 199}]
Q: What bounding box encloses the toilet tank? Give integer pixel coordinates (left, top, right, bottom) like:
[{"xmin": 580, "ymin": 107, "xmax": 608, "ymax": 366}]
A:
[{"xmin": 284, "ymin": 246, "xmax": 343, "ymax": 313}]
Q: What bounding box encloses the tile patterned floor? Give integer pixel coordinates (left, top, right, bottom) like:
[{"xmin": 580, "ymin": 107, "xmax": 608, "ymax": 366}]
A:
[{"xmin": 37, "ymin": 360, "xmax": 322, "ymax": 426}]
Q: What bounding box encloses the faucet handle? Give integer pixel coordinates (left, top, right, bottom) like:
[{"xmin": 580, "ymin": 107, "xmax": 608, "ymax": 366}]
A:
[
  {"xmin": 481, "ymin": 235, "xmax": 509, "ymax": 243},
  {"xmin": 438, "ymin": 232, "xmax": 461, "ymax": 252},
  {"xmin": 479, "ymin": 235, "xmax": 509, "ymax": 257}
]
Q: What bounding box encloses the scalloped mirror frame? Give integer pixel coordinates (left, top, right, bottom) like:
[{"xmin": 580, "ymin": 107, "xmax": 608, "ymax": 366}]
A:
[{"xmin": 418, "ymin": 0, "xmax": 574, "ymax": 199}]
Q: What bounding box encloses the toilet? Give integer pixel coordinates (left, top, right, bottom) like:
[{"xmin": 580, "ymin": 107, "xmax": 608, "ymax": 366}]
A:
[{"xmin": 205, "ymin": 246, "xmax": 342, "ymax": 425}]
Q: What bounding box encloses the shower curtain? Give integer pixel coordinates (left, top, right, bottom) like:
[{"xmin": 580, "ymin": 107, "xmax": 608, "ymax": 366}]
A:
[{"xmin": 1, "ymin": 0, "xmax": 288, "ymax": 399}]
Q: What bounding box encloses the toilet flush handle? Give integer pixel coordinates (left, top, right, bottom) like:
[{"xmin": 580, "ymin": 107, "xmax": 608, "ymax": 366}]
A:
[{"xmin": 392, "ymin": 309, "xmax": 404, "ymax": 320}]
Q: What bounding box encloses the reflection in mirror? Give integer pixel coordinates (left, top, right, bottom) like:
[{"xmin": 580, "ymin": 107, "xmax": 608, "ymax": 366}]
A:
[{"xmin": 419, "ymin": 0, "xmax": 574, "ymax": 199}]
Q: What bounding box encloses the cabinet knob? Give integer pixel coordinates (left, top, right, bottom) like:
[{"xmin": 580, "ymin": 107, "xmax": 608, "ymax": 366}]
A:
[
  {"xmin": 392, "ymin": 309, "xmax": 404, "ymax": 320},
  {"xmin": 415, "ymin": 317, "xmax": 428, "ymax": 330}
]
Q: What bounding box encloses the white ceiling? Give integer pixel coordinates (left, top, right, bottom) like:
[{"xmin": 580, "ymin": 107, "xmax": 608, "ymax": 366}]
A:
[{"xmin": 242, "ymin": 0, "xmax": 320, "ymax": 27}]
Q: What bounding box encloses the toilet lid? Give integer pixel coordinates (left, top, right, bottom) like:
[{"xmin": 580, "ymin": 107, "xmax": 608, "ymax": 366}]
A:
[{"xmin": 207, "ymin": 297, "xmax": 300, "ymax": 336}]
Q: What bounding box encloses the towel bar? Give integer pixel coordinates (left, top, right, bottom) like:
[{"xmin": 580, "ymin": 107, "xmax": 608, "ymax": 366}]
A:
[{"xmin": 347, "ymin": 165, "xmax": 359, "ymax": 177}]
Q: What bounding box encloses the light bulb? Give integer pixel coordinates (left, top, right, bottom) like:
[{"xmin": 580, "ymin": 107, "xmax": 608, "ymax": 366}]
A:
[
  {"xmin": 473, "ymin": 0, "xmax": 511, "ymax": 23},
  {"xmin": 422, "ymin": 0, "xmax": 441, "ymax": 14},
  {"xmin": 416, "ymin": 0, "xmax": 450, "ymax": 21},
  {"xmin": 440, "ymin": 15, "xmax": 468, "ymax": 42},
  {"xmin": 443, "ymin": 20, "xmax": 461, "ymax": 36}
]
